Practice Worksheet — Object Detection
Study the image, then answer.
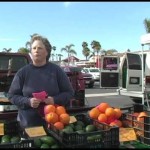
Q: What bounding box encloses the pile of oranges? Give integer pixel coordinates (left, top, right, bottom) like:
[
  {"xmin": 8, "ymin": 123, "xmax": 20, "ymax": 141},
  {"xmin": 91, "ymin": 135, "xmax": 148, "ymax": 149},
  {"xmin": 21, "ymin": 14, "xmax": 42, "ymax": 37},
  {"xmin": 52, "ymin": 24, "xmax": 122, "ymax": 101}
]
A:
[
  {"xmin": 44, "ymin": 105, "xmax": 70, "ymax": 130},
  {"xmin": 130, "ymin": 111, "xmax": 148, "ymax": 129},
  {"xmin": 88, "ymin": 102, "xmax": 123, "ymax": 127}
]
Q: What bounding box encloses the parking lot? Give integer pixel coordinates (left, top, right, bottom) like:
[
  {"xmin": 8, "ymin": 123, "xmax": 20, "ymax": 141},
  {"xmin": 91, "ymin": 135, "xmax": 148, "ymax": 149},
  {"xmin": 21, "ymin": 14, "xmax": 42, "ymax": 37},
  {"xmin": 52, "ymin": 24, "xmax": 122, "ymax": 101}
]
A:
[{"xmin": 85, "ymin": 82, "xmax": 134, "ymax": 108}]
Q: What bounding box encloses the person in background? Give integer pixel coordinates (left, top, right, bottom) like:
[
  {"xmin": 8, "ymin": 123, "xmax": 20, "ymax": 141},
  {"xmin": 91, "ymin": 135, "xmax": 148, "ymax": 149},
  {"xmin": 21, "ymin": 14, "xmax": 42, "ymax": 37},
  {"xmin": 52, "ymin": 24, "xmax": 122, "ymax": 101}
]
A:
[{"xmin": 8, "ymin": 34, "xmax": 74, "ymax": 129}]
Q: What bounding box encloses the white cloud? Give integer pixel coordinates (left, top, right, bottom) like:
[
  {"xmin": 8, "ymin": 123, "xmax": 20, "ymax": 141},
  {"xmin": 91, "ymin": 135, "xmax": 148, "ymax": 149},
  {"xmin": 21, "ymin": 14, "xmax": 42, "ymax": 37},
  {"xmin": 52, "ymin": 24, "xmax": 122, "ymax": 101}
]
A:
[
  {"xmin": 63, "ymin": 2, "xmax": 80, "ymax": 8},
  {"xmin": 63, "ymin": 2, "xmax": 72, "ymax": 7}
]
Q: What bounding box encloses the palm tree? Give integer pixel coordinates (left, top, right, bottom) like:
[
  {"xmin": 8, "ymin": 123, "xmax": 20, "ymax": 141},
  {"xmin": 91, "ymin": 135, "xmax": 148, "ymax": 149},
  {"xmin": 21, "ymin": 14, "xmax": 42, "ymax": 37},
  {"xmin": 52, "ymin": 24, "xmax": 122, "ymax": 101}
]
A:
[
  {"xmin": 51, "ymin": 53, "xmax": 55, "ymax": 61},
  {"xmin": 106, "ymin": 49, "xmax": 118, "ymax": 55},
  {"xmin": 82, "ymin": 41, "xmax": 88, "ymax": 48},
  {"xmin": 25, "ymin": 41, "xmax": 31, "ymax": 50},
  {"xmin": 3, "ymin": 48, "xmax": 12, "ymax": 53},
  {"xmin": 91, "ymin": 40, "xmax": 101, "ymax": 67},
  {"xmin": 30, "ymin": 33, "xmax": 39, "ymax": 38},
  {"xmin": 82, "ymin": 47, "xmax": 90, "ymax": 60},
  {"xmin": 144, "ymin": 18, "xmax": 150, "ymax": 49},
  {"xmin": 91, "ymin": 40, "xmax": 101, "ymax": 54},
  {"xmin": 51, "ymin": 46, "xmax": 56, "ymax": 61},
  {"xmin": 88, "ymin": 51, "xmax": 96, "ymax": 61},
  {"xmin": 25, "ymin": 33, "xmax": 40, "ymax": 50},
  {"xmin": 61, "ymin": 44, "xmax": 77, "ymax": 65},
  {"xmin": 57, "ymin": 54, "xmax": 63, "ymax": 61},
  {"xmin": 144, "ymin": 18, "xmax": 150, "ymax": 33},
  {"xmin": 52, "ymin": 46, "xmax": 56, "ymax": 51},
  {"xmin": 82, "ymin": 41, "xmax": 90, "ymax": 60},
  {"xmin": 18, "ymin": 47, "xmax": 30, "ymax": 54}
]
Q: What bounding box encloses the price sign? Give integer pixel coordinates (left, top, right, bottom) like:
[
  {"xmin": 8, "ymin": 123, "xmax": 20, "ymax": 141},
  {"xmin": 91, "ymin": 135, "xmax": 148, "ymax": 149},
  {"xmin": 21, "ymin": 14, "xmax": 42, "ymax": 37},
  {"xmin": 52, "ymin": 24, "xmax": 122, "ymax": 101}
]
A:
[
  {"xmin": 25, "ymin": 126, "xmax": 47, "ymax": 137},
  {"xmin": 0, "ymin": 123, "xmax": 4, "ymax": 135},
  {"xmin": 69, "ymin": 116, "xmax": 77, "ymax": 123},
  {"xmin": 119, "ymin": 128, "xmax": 137, "ymax": 142}
]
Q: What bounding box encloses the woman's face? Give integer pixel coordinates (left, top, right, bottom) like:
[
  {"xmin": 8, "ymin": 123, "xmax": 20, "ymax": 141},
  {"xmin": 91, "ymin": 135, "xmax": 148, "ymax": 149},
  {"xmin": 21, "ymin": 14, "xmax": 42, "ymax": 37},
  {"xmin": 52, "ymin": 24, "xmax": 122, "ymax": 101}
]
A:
[{"xmin": 31, "ymin": 40, "xmax": 48, "ymax": 65}]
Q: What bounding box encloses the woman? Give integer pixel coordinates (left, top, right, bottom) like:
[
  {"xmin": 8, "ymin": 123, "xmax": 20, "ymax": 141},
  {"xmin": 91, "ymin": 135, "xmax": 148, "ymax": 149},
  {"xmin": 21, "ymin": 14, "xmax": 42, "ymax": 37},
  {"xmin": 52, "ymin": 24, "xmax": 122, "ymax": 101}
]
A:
[{"xmin": 8, "ymin": 34, "xmax": 74, "ymax": 129}]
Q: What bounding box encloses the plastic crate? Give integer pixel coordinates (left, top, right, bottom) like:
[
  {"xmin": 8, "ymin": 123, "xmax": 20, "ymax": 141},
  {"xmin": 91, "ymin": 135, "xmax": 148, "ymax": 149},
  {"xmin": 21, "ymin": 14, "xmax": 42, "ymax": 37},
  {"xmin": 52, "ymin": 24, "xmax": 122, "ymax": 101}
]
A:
[
  {"xmin": 122, "ymin": 103, "xmax": 150, "ymax": 146},
  {"xmin": 0, "ymin": 139, "xmax": 34, "ymax": 148},
  {"xmin": 0, "ymin": 119, "xmax": 34, "ymax": 148},
  {"xmin": 47, "ymin": 114, "xmax": 120, "ymax": 148},
  {"xmin": 20, "ymin": 126, "xmax": 64, "ymax": 148},
  {"xmin": 0, "ymin": 119, "xmax": 19, "ymax": 135}
]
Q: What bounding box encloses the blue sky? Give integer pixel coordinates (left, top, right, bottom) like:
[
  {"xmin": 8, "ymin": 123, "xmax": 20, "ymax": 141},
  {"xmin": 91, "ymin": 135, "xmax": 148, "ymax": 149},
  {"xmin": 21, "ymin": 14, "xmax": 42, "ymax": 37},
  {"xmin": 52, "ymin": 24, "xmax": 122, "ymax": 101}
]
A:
[{"xmin": 0, "ymin": 2, "xmax": 150, "ymax": 60}]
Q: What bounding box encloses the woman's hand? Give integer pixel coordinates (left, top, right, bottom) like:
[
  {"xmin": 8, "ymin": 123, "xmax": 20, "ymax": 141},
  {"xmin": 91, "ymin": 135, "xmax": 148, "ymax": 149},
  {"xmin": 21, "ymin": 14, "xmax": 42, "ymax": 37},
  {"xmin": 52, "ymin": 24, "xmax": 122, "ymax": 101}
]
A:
[
  {"xmin": 30, "ymin": 97, "xmax": 41, "ymax": 108},
  {"xmin": 44, "ymin": 96, "xmax": 54, "ymax": 105}
]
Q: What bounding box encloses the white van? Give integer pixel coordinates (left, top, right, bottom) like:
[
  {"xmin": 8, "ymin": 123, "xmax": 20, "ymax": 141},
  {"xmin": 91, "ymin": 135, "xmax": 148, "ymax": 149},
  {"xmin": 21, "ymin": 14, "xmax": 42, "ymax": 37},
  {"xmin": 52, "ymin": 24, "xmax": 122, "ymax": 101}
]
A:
[
  {"xmin": 117, "ymin": 33, "xmax": 150, "ymax": 105},
  {"xmin": 99, "ymin": 34, "xmax": 150, "ymax": 106},
  {"xmin": 117, "ymin": 51, "xmax": 150, "ymax": 103},
  {"xmin": 81, "ymin": 68, "xmax": 100, "ymax": 81}
]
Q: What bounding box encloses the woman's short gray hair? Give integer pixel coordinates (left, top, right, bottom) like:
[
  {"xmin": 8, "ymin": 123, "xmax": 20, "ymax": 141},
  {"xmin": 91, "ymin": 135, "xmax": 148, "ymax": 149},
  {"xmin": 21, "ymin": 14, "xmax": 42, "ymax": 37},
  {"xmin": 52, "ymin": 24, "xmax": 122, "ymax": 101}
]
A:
[{"xmin": 30, "ymin": 35, "xmax": 52, "ymax": 62}]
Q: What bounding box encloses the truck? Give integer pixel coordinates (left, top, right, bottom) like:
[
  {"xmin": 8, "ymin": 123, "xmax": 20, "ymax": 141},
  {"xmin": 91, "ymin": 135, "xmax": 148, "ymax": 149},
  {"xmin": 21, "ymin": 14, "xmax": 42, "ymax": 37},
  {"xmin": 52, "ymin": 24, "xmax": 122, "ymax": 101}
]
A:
[
  {"xmin": 117, "ymin": 34, "xmax": 150, "ymax": 106},
  {"xmin": 99, "ymin": 33, "xmax": 150, "ymax": 106},
  {"xmin": 0, "ymin": 52, "xmax": 92, "ymax": 119},
  {"xmin": 0, "ymin": 52, "xmax": 32, "ymax": 93},
  {"xmin": 0, "ymin": 52, "xmax": 32, "ymax": 112}
]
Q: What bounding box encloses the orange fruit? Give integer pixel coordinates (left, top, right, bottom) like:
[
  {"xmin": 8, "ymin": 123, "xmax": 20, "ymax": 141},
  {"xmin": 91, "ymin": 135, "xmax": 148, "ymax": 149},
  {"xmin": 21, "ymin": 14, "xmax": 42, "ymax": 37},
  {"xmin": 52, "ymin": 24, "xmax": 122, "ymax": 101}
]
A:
[
  {"xmin": 109, "ymin": 120, "xmax": 122, "ymax": 127},
  {"xmin": 107, "ymin": 116, "xmax": 115, "ymax": 124},
  {"xmin": 114, "ymin": 108, "xmax": 122, "ymax": 119},
  {"xmin": 88, "ymin": 108, "xmax": 100, "ymax": 119},
  {"xmin": 44, "ymin": 104, "xmax": 56, "ymax": 115},
  {"xmin": 97, "ymin": 102, "xmax": 110, "ymax": 113},
  {"xmin": 56, "ymin": 106, "xmax": 66, "ymax": 115},
  {"xmin": 109, "ymin": 121, "xmax": 117, "ymax": 127},
  {"xmin": 54, "ymin": 121, "xmax": 64, "ymax": 130},
  {"xmin": 98, "ymin": 113, "xmax": 107, "ymax": 123},
  {"xmin": 45, "ymin": 112, "xmax": 59, "ymax": 124},
  {"xmin": 105, "ymin": 107, "xmax": 115, "ymax": 118},
  {"xmin": 115, "ymin": 120, "xmax": 122, "ymax": 127},
  {"xmin": 59, "ymin": 113, "xmax": 70, "ymax": 125},
  {"xmin": 137, "ymin": 111, "xmax": 148, "ymax": 122}
]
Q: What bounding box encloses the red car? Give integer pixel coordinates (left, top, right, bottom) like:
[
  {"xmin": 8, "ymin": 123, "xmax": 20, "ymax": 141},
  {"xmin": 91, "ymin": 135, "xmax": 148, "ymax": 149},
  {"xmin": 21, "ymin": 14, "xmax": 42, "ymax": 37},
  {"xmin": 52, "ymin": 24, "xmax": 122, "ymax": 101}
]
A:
[{"xmin": 61, "ymin": 66, "xmax": 94, "ymax": 88}]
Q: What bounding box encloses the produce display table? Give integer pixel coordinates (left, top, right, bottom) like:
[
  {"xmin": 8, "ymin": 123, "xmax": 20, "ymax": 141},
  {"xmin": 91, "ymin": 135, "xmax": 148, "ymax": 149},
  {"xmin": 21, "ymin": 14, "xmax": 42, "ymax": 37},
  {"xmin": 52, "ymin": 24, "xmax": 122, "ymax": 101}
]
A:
[
  {"xmin": 0, "ymin": 110, "xmax": 18, "ymax": 120},
  {"xmin": 0, "ymin": 97, "xmax": 18, "ymax": 120},
  {"xmin": 0, "ymin": 104, "xmax": 94, "ymax": 120}
]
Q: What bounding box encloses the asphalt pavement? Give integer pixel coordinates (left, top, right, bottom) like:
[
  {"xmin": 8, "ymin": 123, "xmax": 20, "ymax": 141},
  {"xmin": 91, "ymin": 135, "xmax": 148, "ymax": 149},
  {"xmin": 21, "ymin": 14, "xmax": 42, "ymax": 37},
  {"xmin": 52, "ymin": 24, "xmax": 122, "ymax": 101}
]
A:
[{"xmin": 84, "ymin": 82, "xmax": 135, "ymax": 109}]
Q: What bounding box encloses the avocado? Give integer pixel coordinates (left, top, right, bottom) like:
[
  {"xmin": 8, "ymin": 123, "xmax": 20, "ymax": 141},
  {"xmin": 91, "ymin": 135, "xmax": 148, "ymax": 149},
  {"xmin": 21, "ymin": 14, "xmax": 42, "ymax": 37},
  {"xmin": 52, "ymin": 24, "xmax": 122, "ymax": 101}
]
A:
[
  {"xmin": 1, "ymin": 135, "xmax": 11, "ymax": 144},
  {"xmin": 40, "ymin": 136, "xmax": 56, "ymax": 146},
  {"xmin": 62, "ymin": 127, "xmax": 74, "ymax": 134},
  {"xmin": 51, "ymin": 144, "xmax": 60, "ymax": 148},
  {"xmin": 87, "ymin": 135, "xmax": 95, "ymax": 142},
  {"xmin": 74, "ymin": 124, "xmax": 83, "ymax": 131},
  {"xmin": 10, "ymin": 136, "xmax": 21, "ymax": 143},
  {"xmin": 34, "ymin": 138, "xmax": 42, "ymax": 148},
  {"xmin": 85, "ymin": 124, "xmax": 96, "ymax": 132},
  {"xmin": 76, "ymin": 121, "xmax": 85, "ymax": 127},
  {"xmin": 40, "ymin": 143, "xmax": 50, "ymax": 148},
  {"xmin": 76, "ymin": 130, "xmax": 85, "ymax": 134},
  {"xmin": 68, "ymin": 123, "xmax": 75, "ymax": 129},
  {"xmin": 94, "ymin": 134, "xmax": 102, "ymax": 140}
]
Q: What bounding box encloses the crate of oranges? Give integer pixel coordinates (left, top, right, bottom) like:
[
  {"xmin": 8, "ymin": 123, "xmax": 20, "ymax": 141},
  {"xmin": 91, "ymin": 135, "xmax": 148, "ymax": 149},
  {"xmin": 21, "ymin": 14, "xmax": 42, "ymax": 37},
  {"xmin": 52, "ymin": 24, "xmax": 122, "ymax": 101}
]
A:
[
  {"xmin": 44, "ymin": 104, "xmax": 120, "ymax": 148},
  {"xmin": 121, "ymin": 103, "xmax": 150, "ymax": 146}
]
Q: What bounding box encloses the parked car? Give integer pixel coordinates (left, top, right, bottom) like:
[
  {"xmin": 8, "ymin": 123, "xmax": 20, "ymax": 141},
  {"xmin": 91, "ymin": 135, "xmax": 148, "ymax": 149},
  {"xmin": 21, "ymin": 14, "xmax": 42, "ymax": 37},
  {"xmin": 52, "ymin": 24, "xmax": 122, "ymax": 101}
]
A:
[
  {"xmin": 81, "ymin": 67, "xmax": 100, "ymax": 82},
  {"xmin": 61, "ymin": 66, "xmax": 95, "ymax": 88},
  {"xmin": 0, "ymin": 52, "xmax": 32, "ymax": 92},
  {"xmin": 82, "ymin": 72, "xmax": 95, "ymax": 88}
]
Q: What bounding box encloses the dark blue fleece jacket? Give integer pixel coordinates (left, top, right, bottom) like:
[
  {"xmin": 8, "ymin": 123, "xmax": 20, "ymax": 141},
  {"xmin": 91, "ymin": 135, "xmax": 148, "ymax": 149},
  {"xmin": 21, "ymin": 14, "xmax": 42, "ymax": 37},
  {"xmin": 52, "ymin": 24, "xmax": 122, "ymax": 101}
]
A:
[{"xmin": 8, "ymin": 62, "xmax": 74, "ymax": 128}]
